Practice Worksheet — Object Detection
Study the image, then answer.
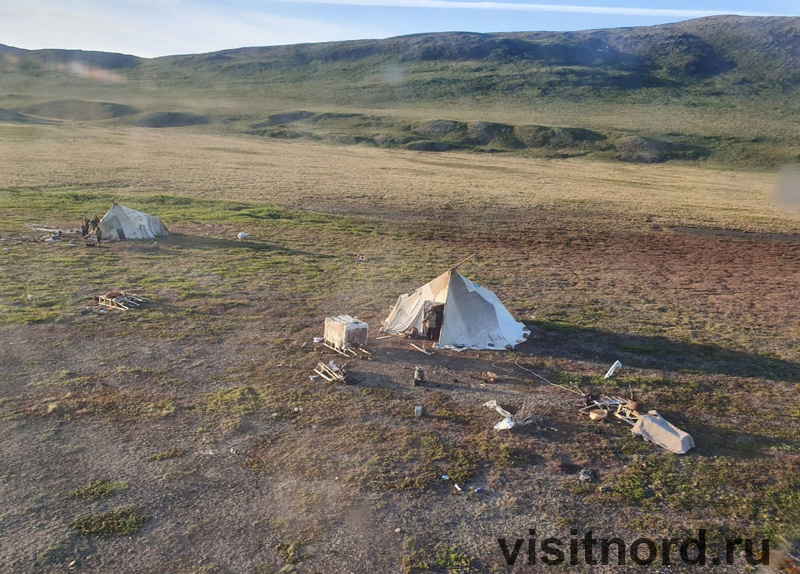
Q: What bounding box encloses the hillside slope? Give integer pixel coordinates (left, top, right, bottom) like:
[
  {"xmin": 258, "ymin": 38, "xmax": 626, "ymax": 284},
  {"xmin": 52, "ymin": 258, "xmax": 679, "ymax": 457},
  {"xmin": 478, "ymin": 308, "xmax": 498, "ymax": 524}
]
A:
[{"xmin": 1, "ymin": 16, "xmax": 798, "ymax": 167}]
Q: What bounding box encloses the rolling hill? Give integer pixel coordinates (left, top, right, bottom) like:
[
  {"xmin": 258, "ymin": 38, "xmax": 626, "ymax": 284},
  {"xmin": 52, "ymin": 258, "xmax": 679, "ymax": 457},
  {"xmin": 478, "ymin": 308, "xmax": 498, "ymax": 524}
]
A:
[{"xmin": 1, "ymin": 15, "xmax": 799, "ymax": 167}]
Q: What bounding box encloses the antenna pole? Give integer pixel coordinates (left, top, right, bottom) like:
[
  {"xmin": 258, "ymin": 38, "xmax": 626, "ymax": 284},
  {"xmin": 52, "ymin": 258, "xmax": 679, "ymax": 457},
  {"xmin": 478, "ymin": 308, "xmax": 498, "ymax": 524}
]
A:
[{"xmin": 451, "ymin": 253, "xmax": 477, "ymax": 270}]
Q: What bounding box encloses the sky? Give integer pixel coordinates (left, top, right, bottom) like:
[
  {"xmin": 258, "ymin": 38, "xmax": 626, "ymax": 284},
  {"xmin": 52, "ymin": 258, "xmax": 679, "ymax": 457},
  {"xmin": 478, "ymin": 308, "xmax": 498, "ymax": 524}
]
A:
[{"xmin": 0, "ymin": 0, "xmax": 797, "ymax": 58}]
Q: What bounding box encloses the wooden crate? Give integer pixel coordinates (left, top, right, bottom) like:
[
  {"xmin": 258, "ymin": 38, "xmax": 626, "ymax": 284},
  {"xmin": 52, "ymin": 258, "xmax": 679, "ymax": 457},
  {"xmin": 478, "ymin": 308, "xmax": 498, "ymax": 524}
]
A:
[{"xmin": 324, "ymin": 315, "xmax": 369, "ymax": 350}]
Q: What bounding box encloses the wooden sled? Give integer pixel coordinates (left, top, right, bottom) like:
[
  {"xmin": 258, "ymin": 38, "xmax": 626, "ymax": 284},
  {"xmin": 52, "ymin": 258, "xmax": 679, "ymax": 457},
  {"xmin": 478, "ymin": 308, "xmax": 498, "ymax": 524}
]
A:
[{"xmin": 97, "ymin": 292, "xmax": 150, "ymax": 311}]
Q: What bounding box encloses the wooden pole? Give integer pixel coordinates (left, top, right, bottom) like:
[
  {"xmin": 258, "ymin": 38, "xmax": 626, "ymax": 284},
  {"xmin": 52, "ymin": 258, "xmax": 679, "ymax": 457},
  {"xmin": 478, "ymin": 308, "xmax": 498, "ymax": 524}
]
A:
[{"xmin": 450, "ymin": 253, "xmax": 476, "ymax": 270}]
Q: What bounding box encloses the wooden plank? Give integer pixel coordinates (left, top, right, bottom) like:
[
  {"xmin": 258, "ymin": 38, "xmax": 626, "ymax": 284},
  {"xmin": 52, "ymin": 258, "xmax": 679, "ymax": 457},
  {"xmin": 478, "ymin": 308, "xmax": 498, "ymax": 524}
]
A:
[
  {"xmin": 411, "ymin": 343, "xmax": 434, "ymax": 356},
  {"xmin": 313, "ymin": 368, "xmax": 335, "ymax": 382},
  {"xmin": 322, "ymin": 342, "xmax": 353, "ymax": 358}
]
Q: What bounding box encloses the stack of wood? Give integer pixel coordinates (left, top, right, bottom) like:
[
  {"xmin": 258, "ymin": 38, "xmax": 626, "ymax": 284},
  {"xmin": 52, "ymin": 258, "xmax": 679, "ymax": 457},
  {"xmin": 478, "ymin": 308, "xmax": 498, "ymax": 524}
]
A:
[
  {"xmin": 97, "ymin": 291, "xmax": 150, "ymax": 311},
  {"xmin": 313, "ymin": 360, "xmax": 347, "ymax": 383}
]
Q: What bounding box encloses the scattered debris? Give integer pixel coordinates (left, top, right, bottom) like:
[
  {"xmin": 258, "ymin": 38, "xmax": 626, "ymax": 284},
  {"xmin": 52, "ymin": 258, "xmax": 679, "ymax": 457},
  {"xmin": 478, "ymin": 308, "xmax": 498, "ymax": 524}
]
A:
[
  {"xmin": 441, "ymin": 475, "xmax": 450, "ymax": 481},
  {"xmin": 454, "ymin": 484, "xmax": 462, "ymax": 492},
  {"xmin": 577, "ymin": 469, "xmax": 597, "ymax": 482},
  {"xmin": 237, "ymin": 231, "xmax": 249, "ymax": 240},
  {"xmin": 313, "ymin": 337, "xmax": 323, "ymax": 343},
  {"xmin": 312, "ymin": 360, "xmax": 347, "ymax": 383},
  {"xmin": 356, "ymin": 254, "xmax": 368, "ymax": 262},
  {"xmin": 578, "ymin": 395, "xmax": 629, "ymax": 420},
  {"xmin": 579, "ymin": 394, "xmax": 694, "ymax": 453},
  {"xmin": 26, "ymin": 224, "xmax": 71, "ymax": 235},
  {"xmin": 474, "ymin": 487, "xmax": 483, "ymax": 493},
  {"xmin": 96, "ymin": 291, "xmax": 150, "ymax": 311},
  {"xmin": 588, "ymin": 409, "xmax": 607, "ymax": 422},
  {"xmin": 414, "ymin": 405, "xmax": 423, "ymax": 417},
  {"xmin": 604, "ymin": 360, "xmax": 623, "ymax": 379},
  {"xmin": 484, "ymin": 400, "xmax": 544, "ymax": 431}
]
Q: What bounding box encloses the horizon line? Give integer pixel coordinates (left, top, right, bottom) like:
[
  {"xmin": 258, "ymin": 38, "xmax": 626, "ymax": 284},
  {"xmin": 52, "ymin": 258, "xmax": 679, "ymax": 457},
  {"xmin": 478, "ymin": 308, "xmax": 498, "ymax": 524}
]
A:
[{"xmin": 276, "ymin": 0, "xmax": 782, "ymax": 19}]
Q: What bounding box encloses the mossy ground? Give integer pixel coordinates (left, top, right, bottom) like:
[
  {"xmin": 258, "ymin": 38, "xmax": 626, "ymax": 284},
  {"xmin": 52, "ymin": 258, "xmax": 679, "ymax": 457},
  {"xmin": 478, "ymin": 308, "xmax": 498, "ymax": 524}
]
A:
[{"xmin": 70, "ymin": 507, "xmax": 151, "ymax": 538}]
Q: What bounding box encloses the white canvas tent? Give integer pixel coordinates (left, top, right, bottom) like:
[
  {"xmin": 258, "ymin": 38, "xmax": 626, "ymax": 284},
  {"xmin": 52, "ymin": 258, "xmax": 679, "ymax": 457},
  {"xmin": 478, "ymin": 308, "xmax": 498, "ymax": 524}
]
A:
[
  {"xmin": 97, "ymin": 203, "xmax": 168, "ymax": 241},
  {"xmin": 382, "ymin": 268, "xmax": 529, "ymax": 350},
  {"xmin": 632, "ymin": 412, "xmax": 695, "ymax": 454}
]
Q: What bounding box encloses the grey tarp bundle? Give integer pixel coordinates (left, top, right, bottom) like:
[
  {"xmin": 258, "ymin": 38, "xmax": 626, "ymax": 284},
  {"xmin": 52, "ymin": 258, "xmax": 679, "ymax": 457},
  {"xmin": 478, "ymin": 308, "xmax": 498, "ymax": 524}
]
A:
[
  {"xmin": 382, "ymin": 269, "xmax": 529, "ymax": 350},
  {"xmin": 98, "ymin": 203, "xmax": 168, "ymax": 241},
  {"xmin": 632, "ymin": 412, "xmax": 695, "ymax": 454}
]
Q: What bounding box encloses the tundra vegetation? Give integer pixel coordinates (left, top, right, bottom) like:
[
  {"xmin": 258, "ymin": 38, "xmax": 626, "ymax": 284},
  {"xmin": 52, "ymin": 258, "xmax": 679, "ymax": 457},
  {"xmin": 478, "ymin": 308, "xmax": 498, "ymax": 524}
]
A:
[{"xmin": 1, "ymin": 15, "xmax": 799, "ymax": 573}]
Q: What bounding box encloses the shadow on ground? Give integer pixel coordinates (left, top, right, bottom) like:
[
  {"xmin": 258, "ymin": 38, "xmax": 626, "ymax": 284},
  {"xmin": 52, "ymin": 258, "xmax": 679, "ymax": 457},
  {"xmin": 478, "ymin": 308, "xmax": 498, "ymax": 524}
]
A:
[
  {"xmin": 154, "ymin": 233, "xmax": 318, "ymax": 256},
  {"xmin": 525, "ymin": 320, "xmax": 800, "ymax": 383}
]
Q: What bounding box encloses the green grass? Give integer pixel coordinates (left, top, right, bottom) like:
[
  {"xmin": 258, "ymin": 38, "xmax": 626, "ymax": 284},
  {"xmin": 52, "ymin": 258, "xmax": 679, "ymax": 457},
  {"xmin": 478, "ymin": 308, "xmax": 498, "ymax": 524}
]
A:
[
  {"xmin": 68, "ymin": 479, "xmax": 128, "ymax": 500},
  {"xmin": 147, "ymin": 447, "xmax": 184, "ymax": 462},
  {"xmin": 71, "ymin": 506, "xmax": 150, "ymax": 537},
  {"xmin": 0, "ymin": 188, "xmax": 378, "ymax": 234},
  {"xmin": 276, "ymin": 540, "xmax": 304, "ymax": 564},
  {"xmin": 434, "ymin": 544, "xmax": 475, "ymax": 573},
  {"xmin": 595, "ymin": 455, "xmax": 800, "ymax": 539},
  {"xmin": 204, "ymin": 386, "xmax": 262, "ymax": 424}
]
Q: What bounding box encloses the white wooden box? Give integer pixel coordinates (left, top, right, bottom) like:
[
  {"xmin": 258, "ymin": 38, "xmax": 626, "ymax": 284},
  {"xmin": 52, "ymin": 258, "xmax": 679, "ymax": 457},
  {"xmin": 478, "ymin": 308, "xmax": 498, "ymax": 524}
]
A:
[{"xmin": 324, "ymin": 315, "xmax": 369, "ymax": 349}]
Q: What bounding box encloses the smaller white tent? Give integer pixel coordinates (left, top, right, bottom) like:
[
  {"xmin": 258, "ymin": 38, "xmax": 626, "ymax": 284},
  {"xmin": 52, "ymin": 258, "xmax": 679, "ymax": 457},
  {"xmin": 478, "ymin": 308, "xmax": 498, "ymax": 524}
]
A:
[
  {"xmin": 382, "ymin": 268, "xmax": 529, "ymax": 350},
  {"xmin": 632, "ymin": 412, "xmax": 695, "ymax": 454},
  {"xmin": 97, "ymin": 203, "xmax": 168, "ymax": 241}
]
